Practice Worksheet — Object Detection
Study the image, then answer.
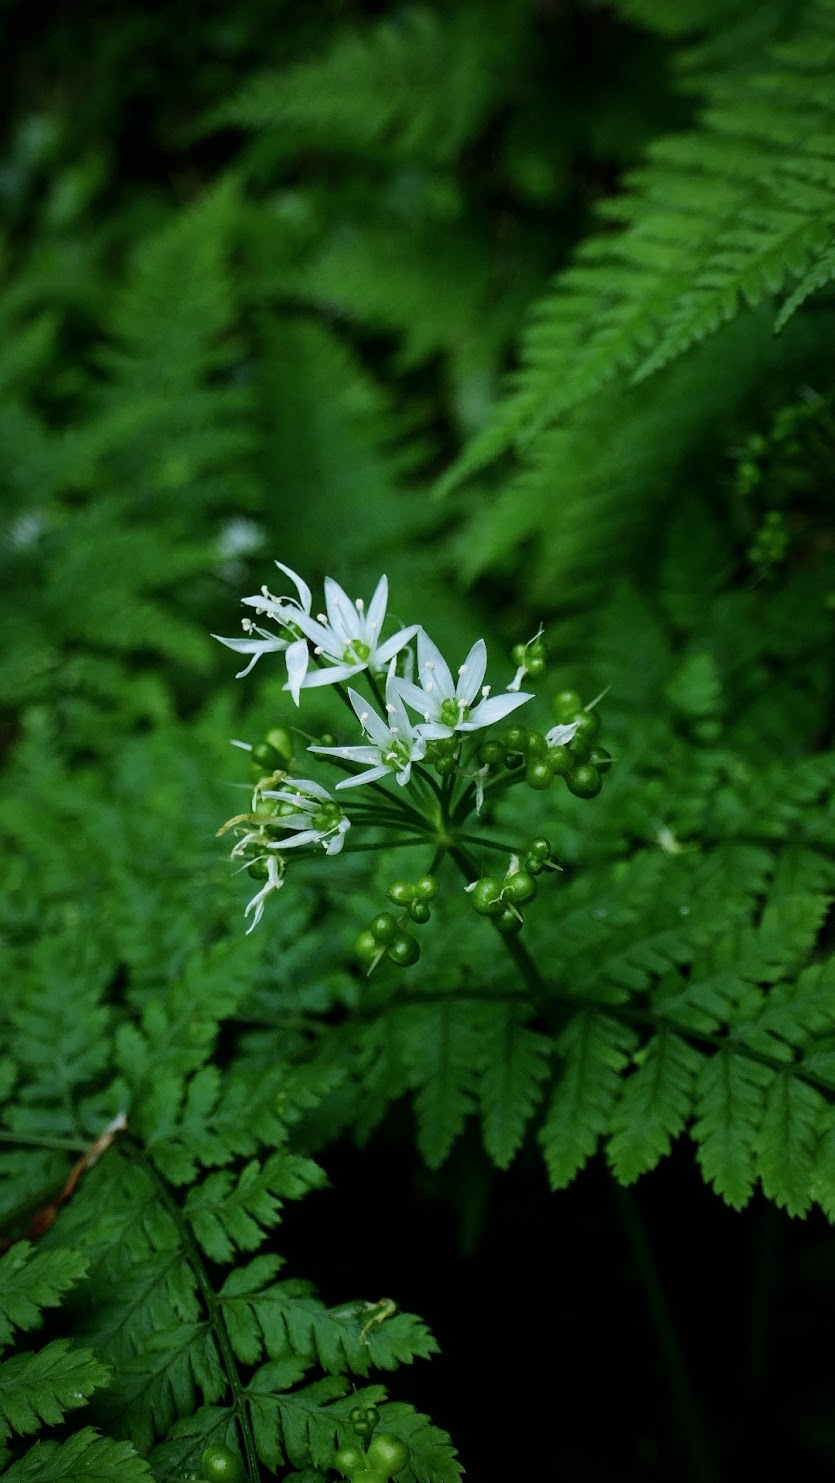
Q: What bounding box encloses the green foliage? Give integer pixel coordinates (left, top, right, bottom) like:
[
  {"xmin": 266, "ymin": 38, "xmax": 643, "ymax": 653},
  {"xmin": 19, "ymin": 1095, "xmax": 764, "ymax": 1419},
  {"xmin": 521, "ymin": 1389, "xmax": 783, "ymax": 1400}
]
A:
[{"xmin": 3, "ymin": 0, "xmax": 835, "ymax": 1473}]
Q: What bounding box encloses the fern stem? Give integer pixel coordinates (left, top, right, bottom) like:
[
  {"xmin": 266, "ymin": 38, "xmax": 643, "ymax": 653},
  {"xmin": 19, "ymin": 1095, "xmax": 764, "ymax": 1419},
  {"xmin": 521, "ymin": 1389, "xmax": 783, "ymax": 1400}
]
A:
[
  {"xmin": 0, "ymin": 1131, "xmax": 88, "ymax": 1153},
  {"xmin": 447, "ymin": 844, "xmax": 565, "ymax": 1030},
  {"xmin": 127, "ymin": 1142, "xmax": 262, "ymax": 1482},
  {"xmin": 614, "ymin": 1183, "xmax": 716, "ymax": 1483}
]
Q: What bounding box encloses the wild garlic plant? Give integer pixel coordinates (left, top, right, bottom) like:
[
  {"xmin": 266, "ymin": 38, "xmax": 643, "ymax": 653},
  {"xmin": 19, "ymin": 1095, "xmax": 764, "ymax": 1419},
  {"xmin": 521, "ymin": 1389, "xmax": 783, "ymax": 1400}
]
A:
[{"xmin": 217, "ymin": 564, "xmax": 611, "ymax": 976}]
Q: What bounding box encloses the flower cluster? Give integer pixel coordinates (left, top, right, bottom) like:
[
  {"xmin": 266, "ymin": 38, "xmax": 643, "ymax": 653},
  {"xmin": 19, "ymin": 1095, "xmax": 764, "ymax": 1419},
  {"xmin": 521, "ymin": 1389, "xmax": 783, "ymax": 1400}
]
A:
[{"xmin": 215, "ymin": 563, "xmax": 610, "ymax": 938}]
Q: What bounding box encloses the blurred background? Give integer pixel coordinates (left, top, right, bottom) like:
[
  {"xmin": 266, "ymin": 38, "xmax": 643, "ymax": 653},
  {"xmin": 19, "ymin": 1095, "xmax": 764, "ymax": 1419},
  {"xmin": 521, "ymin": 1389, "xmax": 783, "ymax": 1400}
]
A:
[{"xmin": 2, "ymin": 1, "xmax": 835, "ymax": 1479}]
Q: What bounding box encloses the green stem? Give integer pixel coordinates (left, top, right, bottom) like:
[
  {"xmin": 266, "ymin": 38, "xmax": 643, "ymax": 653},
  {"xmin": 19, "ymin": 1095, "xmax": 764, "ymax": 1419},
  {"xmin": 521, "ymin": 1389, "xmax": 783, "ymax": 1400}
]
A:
[
  {"xmin": 455, "ymin": 832, "xmax": 519, "ymax": 855},
  {"xmin": 342, "ymin": 838, "xmax": 432, "ymax": 854},
  {"xmin": 128, "ymin": 1142, "xmax": 261, "ymax": 1482},
  {"xmin": 614, "ymin": 1183, "xmax": 716, "ymax": 1483},
  {"xmin": 0, "ymin": 1130, "xmax": 87, "ymax": 1153}
]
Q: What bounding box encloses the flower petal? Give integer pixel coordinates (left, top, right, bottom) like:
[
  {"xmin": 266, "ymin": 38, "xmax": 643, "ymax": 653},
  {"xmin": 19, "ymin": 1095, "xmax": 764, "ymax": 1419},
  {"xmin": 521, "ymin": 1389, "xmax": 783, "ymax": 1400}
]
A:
[
  {"xmin": 465, "ymin": 691, "xmax": 534, "ymax": 729},
  {"xmin": 284, "ymin": 637, "xmax": 310, "ymax": 705},
  {"xmin": 274, "ymin": 560, "xmax": 312, "ymax": 614},
  {"xmin": 375, "ymin": 624, "xmax": 420, "ymax": 666},
  {"xmin": 392, "ymin": 676, "xmax": 438, "ymax": 720},
  {"xmin": 414, "ymin": 720, "xmax": 454, "ymax": 740},
  {"xmin": 348, "ymin": 688, "xmax": 391, "ymax": 748},
  {"xmin": 293, "ymin": 610, "xmax": 341, "ymax": 655},
  {"xmin": 324, "ymin": 576, "xmax": 357, "ymax": 647},
  {"xmin": 456, "ymin": 638, "xmax": 487, "ymax": 704},
  {"xmin": 308, "ymin": 743, "xmax": 380, "ymax": 763},
  {"xmin": 297, "ymin": 662, "xmax": 359, "ymax": 688},
  {"xmin": 365, "ymin": 574, "xmax": 389, "ymax": 643},
  {"xmin": 334, "ymin": 765, "xmax": 389, "ymax": 790},
  {"xmin": 417, "ymin": 629, "xmax": 454, "ymax": 699},
  {"xmin": 545, "ymin": 720, "xmax": 581, "ymax": 747}
]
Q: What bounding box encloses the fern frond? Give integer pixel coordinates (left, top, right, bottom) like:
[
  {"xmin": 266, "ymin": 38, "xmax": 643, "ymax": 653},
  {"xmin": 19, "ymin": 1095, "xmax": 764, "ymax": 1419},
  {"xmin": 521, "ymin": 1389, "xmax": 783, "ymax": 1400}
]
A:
[
  {"xmin": 539, "ymin": 1013, "xmax": 639, "ymax": 1190},
  {"xmin": 479, "ymin": 1007, "xmax": 552, "ymax": 1170},
  {"xmin": 0, "ymin": 1340, "xmax": 110, "ymax": 1443},
  {"xmin": 607, "ymin": 1029, "xmax": 704, "ymax": 1183},
  {"xmin": 1, "ymin": 1428, "xmax": 153, "ymax": 1482},
  {"xmin": 0, "ymin": 1245, "xmax": 88, "ymax": 1351}
]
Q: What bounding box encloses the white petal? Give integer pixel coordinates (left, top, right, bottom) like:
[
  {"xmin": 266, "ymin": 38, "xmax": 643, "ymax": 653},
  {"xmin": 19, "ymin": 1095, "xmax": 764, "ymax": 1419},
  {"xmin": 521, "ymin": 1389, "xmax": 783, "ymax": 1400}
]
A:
[
  {"xmin": 415, "ymin": 720, "xmax": 454, "ymax": 740},
  {"xmin": 273, "ymin": 829, "xmax": 322, "ymax": 849},
  {"xmin": 335, "ymin": 765, "xmax": 389, "ymax": 790},
  {"xmin": 393, "ymin": 677, "xmax": 439, "ymax": 719},
  {"xmin": 365, "ymin": 574, "xmax": 389, "ymax": 641},
  {"xmin": 456, "ymin": 638, "xmax": 487, "ymax": 704},
  {"xmin": 417, "ymin": 629, "xmax": 454, "ymax": 698},
  {"xmin": 273, "ymin": 560, "xmax": 312, "ymax": 614},
  {"xmin": 284, "ymin": 637, "xmax": 310, "ymax": 705},
  {"xmin": 297, "ymin": 662, "xmax": 359, "ymax": 688},
  {"xmin": 308, "ymin": 744, "xmax": 381, "ymax": 763},
  {"xmin": 465, "ymin": 691, "xmax": 534, "ymax": 729},
  {"xmin": 348, "ymin": 688, "xmax": 391, "ymax": 748},
  {"xmin": 545, "ymin": 720, "xmax": 581, "ymax": 747},
  {"xmin": 375, "ymin": 624, "xmax": 420, "ymax": 665},
  {"xmin": 293, "ymin": 610, "xmax": 340, "ymax": 655},
  {"xmin": 324, "ymin": 577, "xmax": 357, "ymax": 646}
]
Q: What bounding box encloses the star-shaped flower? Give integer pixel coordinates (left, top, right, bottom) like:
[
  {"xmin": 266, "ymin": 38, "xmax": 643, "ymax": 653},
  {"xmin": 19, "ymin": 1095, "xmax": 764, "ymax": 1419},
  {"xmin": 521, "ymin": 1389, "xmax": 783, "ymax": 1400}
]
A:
[
  {"xmin": 213, "ymin": 560, "xmax": 313, "ymax": 700},
  {"xmin": 308, "ymin": 670, "xmax": 426, "ymax": 788},
  {"xmin": 258, "ymin": 778, "xmax": 351, "ymax": 855},
  {"xmin": 396, "ymin": 631, "xmax": 533, "ymax": 739},
  {"xmin": 291, "ymin": 574, "xmax": 418, "ymax": 699}
]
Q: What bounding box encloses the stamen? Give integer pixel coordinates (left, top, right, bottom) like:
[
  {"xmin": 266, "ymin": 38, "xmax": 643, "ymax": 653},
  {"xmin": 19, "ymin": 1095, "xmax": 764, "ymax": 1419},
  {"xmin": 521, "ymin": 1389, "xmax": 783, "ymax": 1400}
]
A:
[
  {"xmin": 356, "ymin": 597, "xmax": 365, "ymax": 611},
  {"xmin": 317, "ymin": 612, "xmax": 328, "ymax": 623},
  {"xmin": 481, "ymin": 684, "xmax": 491, "ymax": 698},
  {"xmin": 314, "ymin": 645, "xmax": 323, "ymax": 655},
  {"xmin": 458, "ymin": 664, "xmax": 468, "ymax": 676}
]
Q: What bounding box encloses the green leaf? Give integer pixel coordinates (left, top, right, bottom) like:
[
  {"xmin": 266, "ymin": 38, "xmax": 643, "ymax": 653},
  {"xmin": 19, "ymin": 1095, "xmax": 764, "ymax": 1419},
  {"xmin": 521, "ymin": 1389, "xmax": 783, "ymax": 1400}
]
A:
[
  {"xmin": 539, "ymin": 1013, "xmax": 639, "ymax": 1189},
  {"xmin": 0, "ymin": 1341, "xmax": 110, "ymax": 1443},
  {"xmin": 1, "ymin": 1428, "xmax": 153, "ymax": 1482},
  {"xmin": 608, "ymin": 1030, "xmax": 704, "ymax": 1184}
]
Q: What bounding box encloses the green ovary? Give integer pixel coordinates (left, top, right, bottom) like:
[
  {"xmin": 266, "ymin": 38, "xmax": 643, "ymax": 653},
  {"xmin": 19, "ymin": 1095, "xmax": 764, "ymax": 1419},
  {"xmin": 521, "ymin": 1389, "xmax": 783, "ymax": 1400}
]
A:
[{"xmin": 439, "ymin": 698, "xmax": 469, "ymax": 728}]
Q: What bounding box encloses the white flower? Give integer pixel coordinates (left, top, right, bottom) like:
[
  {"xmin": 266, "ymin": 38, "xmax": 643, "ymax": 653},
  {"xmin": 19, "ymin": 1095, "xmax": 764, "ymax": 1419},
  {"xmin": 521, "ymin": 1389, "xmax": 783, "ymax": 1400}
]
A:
[
  {"xmin": 309, "ymin": 671, "xmax": 426, "ymax": 788},
  {"xmin": 291, "ymin": 575, "xmax": 418, "ymax": 698},
  {"xmin": 258, "ymin": 778, "xmax": 351, "ymax": 855},
  {"xmin": 214, "ymin": 560, "xmax": 313, "ymax": 700},
  {"xmin": 396, "ymin": 630, "xmax": 533, "ymax": 739},
  {"xmin": 244, "ymin": 854, "xmax": 285, "ymax": 933}
]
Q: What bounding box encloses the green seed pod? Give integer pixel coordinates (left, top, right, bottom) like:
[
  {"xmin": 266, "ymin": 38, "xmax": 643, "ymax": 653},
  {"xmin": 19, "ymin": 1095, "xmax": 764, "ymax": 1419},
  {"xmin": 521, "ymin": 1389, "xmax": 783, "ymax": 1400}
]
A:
[
  {"xmin": 477, "ymin": 740, "xmax": 503, "ymax": 766},
  {"xmin": 567, "ymin": 764, "xmax": 603, "ymax": 798},
  {"xmin": 246, "ymin": 859, "xmax": 270, "ymax": 880},
  {"xmin": 525, "ymin": 759, "xmax": 553, "ymax": 791},
  {"xmin": 334, "ymin": 1444, "xmax": 368, "ymax": 1476},
  {"xmin": 552, "ymin": 689, "xmax": 582, "ymax": 720},
  {"xmin": 435, "ymin": 754, "xmax": 456, "ymax": 776},
  {"xmin": 528, "ymin": 837, "xmax": 552, "ymax": 862},
  {"xmin": 366, "ymin": 1434, "xmax": 411, "ymax": 1475},
  {"xmin": 200, "ymin": 1444, "xmax": 246, "ymax": 1483},
  {"xmin": 387, "ymin": 880, "xmax": 415, "ymax": 905},
  {"xmin": 525, "ymin": 731, "xmax": 549, "ymax": 758},
  {"xmin": 251, "ymin": 740, "xmax": 283, "ymax": 771},
  {"xmin": 495, "ymin": 905, "xmax": 523, "ymax": 936},
  {"xmin": 355, "ymin": 930, "xmax": 380, "ymax": 964},
  {"xmin": 589, "ymin": 747, "xmax": 613, "ymax": 771},
  {"xmin": 265, "ymin": 726, "xmax": 294, "ymax": 765},
  {"xmin": 566, "ymin": 733, "xmax": 593, "ymax": 764},
  {"xmin": 370, "ymin": 912, "xmax": 399, "ymax": 944},
  {"xmin": 503, "ymin": 723, "xmax": 528, "ymax": 752},
  {"xmin": 572, "ymin": 709, "xmax": 601, "ymax": 743},
  {"xmin": 503, "ymin": 871, "xmax": 537, "ymax": 904},
  {"xmin": 470, "ymin": 877, "xmax": 504, "ymax": 916},
  {"xmin": 548, "ymin": 745, "xmax": 573, "ymax": 776},
  {"xmin": 409, "ymin": 900, "xmax": 430, "ymax": 924},
  {"xmin": 414, "ymin": 874, "xmax": 439, "ymax": 901},
  {"xmin": 387, "ymin": 933, "xmax": 420, "ymax": 967}
]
